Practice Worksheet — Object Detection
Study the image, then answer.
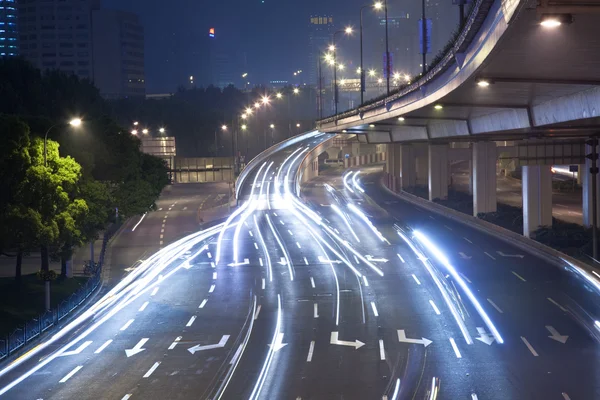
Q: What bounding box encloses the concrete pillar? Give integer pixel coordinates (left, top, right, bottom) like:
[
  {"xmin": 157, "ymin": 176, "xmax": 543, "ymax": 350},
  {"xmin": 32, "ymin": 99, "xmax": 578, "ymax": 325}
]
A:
[
  {"xmin": 428, "ymin": 144, "xmax": 448, "ymax": 201},
  {"xmin": 399, "ymin": 145, "xmax": 415, "ymax": 189},
  {"xmin": 522, "ymin": 165, "xmax": 553, "ymax": 237},
  {"xmin": 468, "ymin": 160, "xmax": 474, "ymax": 195},
  {"xmin": 472, "ymin": 142, "xmax": 497, "ymax": 216},
  {"xmin": 583, "ymin": 146, "xmax": 600, "ymax": 227},
  {"xmin": 577, "ymin": 164, "xmax": 583, "ymax": 185},
  {"xmin": 416, "ymin": 157, "xmax": 428, "ymax": 186}
]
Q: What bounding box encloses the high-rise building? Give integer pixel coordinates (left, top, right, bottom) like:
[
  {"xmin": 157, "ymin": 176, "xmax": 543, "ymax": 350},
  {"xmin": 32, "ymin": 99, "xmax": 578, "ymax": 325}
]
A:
[
  {"xmin": 308, "ymin": 15, "xmax": 334, "ymax": 87},
  {"xmin": 17, "ymin": 0, "xmax": 101, "ymax": 80},
  {"xmin": 0, "ymin": 0, "xmax": 18, "ymax": 57},
  {"xmin": 92, "ymin": 9, "xmax": 145, "ymax": 98},
  {"xmin": 207, "ymin": 27, "xmax": 237, "ymax": 89}
]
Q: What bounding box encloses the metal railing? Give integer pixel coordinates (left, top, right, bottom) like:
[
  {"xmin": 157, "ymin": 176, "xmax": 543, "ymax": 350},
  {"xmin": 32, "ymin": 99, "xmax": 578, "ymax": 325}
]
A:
[{"xmin": 0, "ymin": 222, "xmax": 121, "ymax": 362}]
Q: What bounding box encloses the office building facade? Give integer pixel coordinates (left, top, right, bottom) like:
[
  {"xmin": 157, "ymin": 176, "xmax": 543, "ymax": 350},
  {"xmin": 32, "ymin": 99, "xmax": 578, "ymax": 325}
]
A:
[
  {"xmin": 308, "ymin": 15, "xmax": 334, "ymax": 87},
  {"xmin": 92, "ymin": 9, "xmax": 145, "ymax": 98},
  {"xmin": 0, "ymin": 0, "xmax": 18, "ymax": 57}
]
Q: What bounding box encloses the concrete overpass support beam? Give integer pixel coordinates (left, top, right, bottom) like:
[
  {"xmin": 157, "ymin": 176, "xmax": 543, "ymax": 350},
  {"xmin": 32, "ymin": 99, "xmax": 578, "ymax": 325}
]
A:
[
  {"xmin": 472, "ymin": 142, "xmax": 497, "ymax": 216},
  {"xmin": 522, "ymin": 165, "xmax": 553, "ymax": 237},
  {"xmin": 428, "ymin": 144, "xmax": 449, "ymax": 201},
  {"xmin": 400, "ymin": 145, "xmax": 415, "ymax": 189}
]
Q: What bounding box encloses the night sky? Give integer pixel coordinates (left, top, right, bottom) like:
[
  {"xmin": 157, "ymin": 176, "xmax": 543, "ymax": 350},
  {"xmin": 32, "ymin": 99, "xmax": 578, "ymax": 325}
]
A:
[{"xmin": 102, "ymin": 0, "xmax": 457, "ymax": 93}]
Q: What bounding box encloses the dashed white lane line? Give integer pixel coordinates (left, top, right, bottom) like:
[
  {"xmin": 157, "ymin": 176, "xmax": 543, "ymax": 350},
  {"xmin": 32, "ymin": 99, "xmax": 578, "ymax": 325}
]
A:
[
  {"xmin": 429, "ymin": 300, "xmax": 441, "ymax": 315},
  {"xmin": 161, "ymin": 228, "xmax": 164, "ymax": 233},
  {"xmin": 412, "ymin": 274, "xmax": 421, "ymax": 285},
  {"xmin": 354, "ymin": 255, "xmax": 360, "ymax": 264},
  {"xmin": 303, "ymin": 257, "xmax": 308, "ymax": 265},
  {"xmin": 262, "ymin": 278, "xmax": 265, "ymax": 290},
  {"xmin": 254, "ymin": 242, "xmax": 259, "ymax": 249},
  {"xmin": 379, "ymin": 339, "xmax": 386, "ymax": 360},
  {"xmin": 151, "ymin": 287, "xmax": 159, "ymax": 296},
  {"xmin": 288, "ymin": 230, "xmax": 294, "ymax": 236},
  {"xmin": 512, "ymin": 271, "xmax": 527, "ymax": 282},
  {"xmin": 158, "ymin": 208, "xmax": 163, "ymax": 211},
  {"xmin": 314, "ymin": 303, "xmax": 319, "ymax": 318},
  {"xmin": 230, "ymin": 344, "xmax": 243, "ymax": 365},
  {"xmin": 463, "ymin": 237, "xmax": 473, "ymax": 244},
  {"xmin": 370, "ymin": 302, "xmax": 379, "ymax": 317},
  {"xmin": 296, "ymin": 241, "xmax": 302, "ymax": 249},
  {"xmin": 254, "ymin": 305, "xmax": 262, "ymax": 320},
  {"xmin": 259, "ymin": 257, "xmax": 263, "ymax": 266},
  {"xmin": 211, "ymin": 262, "xmax": 216, "ymax": 268},
  {"xmin": 429, "ymin": 215, "xmax": 436, "ymax": 220},
  {"xmin": 449, "ymin": 338, "xmax": 462, "ymax": 358},
  {"xmin": 562, "ymin": 393, "xmax": 571, "ymax": 400},
  {"xmin": 460, "ymin": 272, "xmax": 472, "ymax": 284},
  {"xmin": 199, "ymin": 299, "xmax": 208, "ymax": 308},
  {"xmin": 186, "ymin": 315, "xmax": 197, "ymax": 327},
  {"xmin": 249, "ymin": 230, "xmax": 253, "ymax": 237},
  {"xmin": 280, "ymin": 220, "xmax": 285, "ymax": 225},
  {"xmin": 213, "ymin": 272, "xmax": 217, "ymax": 280},
  {"xmin": 59, "ymin": 366, "xmax": 83, "ymax": 383},
  {"xmin": 547, "ymin": 297, "xmax": 568, "ymax": 312},
  {"xmin": 310, "ymin": 277, "xmax": 315, "ymax": 288},
  {"xmin": 484, "ymin": 251, "xmax": 496, "ymax": 260},
  {"xmin": 209, "ymin": 284, "xmax": 215, "ymax": 293},
  {"xmin": 139, "ymin": 301, "xmax": 149, "ymax": 312},
  {"xmin": 207, "ymin": 252, "xmax": 212, "ymax": 259},
  {"xmin": 168, "ymin": 336, "xmax": 182, "ymax": 350},
  {"xmin": 487, "ymin": 298, "xmax": 504, "ymax": 314},
  {"xmin": 160, "ymin": 234, "xmax": 164, "ymax": 239},
  {"xmin": 521, "ymin": 336, "xmax": 539, "ymax": 356},
  {"xmin": 120, "ymin": 319, "xmax": 134, "ymax": 331},
  {"xmin": 143, "ymin": 362, "xmax": 161, "ymax": 378},
  {"xmin": 121, "ymin": 395, "xmax": 132, "ymax": 400},
  {"xmin": 159, "ymin": 241, "xmax": 163, "ymax": 246},
  {"xmin": 306, "ymin": 341, "xmax": 315, "ymax": 362},
  {"xmin": 273, "ymin": 212, "xmax": 278, "ymax": 217},
  {"xmin": 362, "ymin": 276, "xmax": 369, "ymax": 287},
  {"xmin": 444, "ymin": 225, "xmax": 453, "ymax": 231},
  {"xmin": 397, "ymin": 253, "xmax": 405, "ymax": 263},
  {"xmin": 94, "ymin": 339, "xmax": 113, "ymax": 354}
]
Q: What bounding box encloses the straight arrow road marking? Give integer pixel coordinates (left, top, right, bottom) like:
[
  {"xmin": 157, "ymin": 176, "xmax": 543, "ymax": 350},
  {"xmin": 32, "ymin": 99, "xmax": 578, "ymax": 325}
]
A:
[
  {"xmin": 126, "ymin": 338, "xmax": 149, "ymax": 357},
  {"xmin": 497, "ymin": 251, "xmax": 524, "ymax": 258},
  {"xmin": 277, "ymin": 257, "xmax": 287, "ymax": 265},
  {"xmin": 60, "ymin": 341, "xmax": 93, "ymax": 357},
  {"xmin": 546, "ymin": 326, "xmax": 569, "ymax": 343},
  {"xmin": 306, "ymin": 341, "xmax": 315, "ymax": 362},
  {"xmin": 188, "ymin": 335, "xmax": 230, "ymax": 354},
  {"xmin": 475, "ymin": 327, "xmax": 495, "ymax": 345},
  {"xmin": 59, "ymin": 365, "xmax": 83, "ymax": 383},
  {"xmin": 94, "ymin": 339, "xmax": 113, "ymax": 354},
  {"xmin": 143, "ymin": 362, "xmax": 161, "ymax": 378},
  {"xmin": 521, "ymin": 336, "xmax": 539, "ymax": 356},
  {"xmin": 330, "ymin": 332, "xmax": 365, "ymax": 349},
  {"xmin": 268, "ymin": 333, "xmax": 288, "ymax": 352},
  {"xmin": 397, "ymin": 330, "xmax": 432, "ymax": 347}
]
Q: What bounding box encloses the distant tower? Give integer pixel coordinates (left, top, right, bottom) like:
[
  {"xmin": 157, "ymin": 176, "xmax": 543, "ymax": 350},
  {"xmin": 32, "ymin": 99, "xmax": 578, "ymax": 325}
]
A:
[
  {"xmin": 208, "ymin": 27, "xmax": 235, "ymax": 89},
  {"xmin": 0, "ymin": 0, "xmax": 18, "ymax": 57},
  {"xmin": 308, "ymin": 15, "xmax": 334, "ymax": 87}
]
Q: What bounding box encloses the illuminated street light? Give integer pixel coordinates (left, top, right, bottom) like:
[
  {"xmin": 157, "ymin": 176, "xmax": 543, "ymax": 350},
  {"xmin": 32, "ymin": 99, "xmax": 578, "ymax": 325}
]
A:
[
  {"xmin": 242, "ymin": 72, "xmax": 248, "ymax": 78},
  {"xmin": 270, "ymin": 124, "xmax": 275, "ymax": 129},
  {"xmin": 142, "ymin": 128, "xmax": 149, "ymax": 134},
  {"xmin": 329, "ymin": 44, "xmax": 335, "ymax": 51},
  {"xmin": 374, "ymin": 2, "xmax": 382, "ymax": 9},
  {"xmin": 276, "ymin": 92, "xmax": 282, "ymax": 99},
  {"xmin": 131, "ymin": 129, "xmax": 138, "ymax": 135},
  {"xmin": 338, "ymin": 64, "xmax": 345, "ymax": 71},
  {"xmin": 356, "ymin": 67, "xmax": 362, "ymax": 74},
  {"xmin": 69, "ymin": 118, "xmax": 82, "ymax": 127},
  {"xmin": 221, "ymin": 125, "xmax": 227, "ymax": 131},
  {"xmin": 378, "ymin": 78, "xmax": 383, "ymax": 83},
  {"xmin": 159, "ymin": 127, "xmax": 166, "ymax": 133},
  {"xmin": 398, "ymin": 117, "xmax": 405, "ymax": 121},
  {"xmin": 404, "ymin": 74, "xmax": 411, "ymax": 81},
  {"xmin": 325, "ymin": 53, "xmax": 333, "ymax": 62},
  {"xmin": 540, "ymin": 17, "xmax": 561, "ymax": 28},
  {"xmin": 262, "ymin": 96, "xmax": 270, "ymax": 105},
  {"xmin": 393, "ymin": 72, "xmax": 401, "ymax": 80},
  {"xmin": 369, "ymin": 124, "xmax": 375, "ymax": 128},
  {"xmin": 133, "ymin": 121, "xmax": 139, "ymax": 126},
  {"xmin": 293, "ymin": 88, "xmax": 299, "ymax": 94},
  {"xmin": 477, "ymin": 80, "xmax": 491, "ymax": 87},
  {"xmin": 241, "ymin": 124, "xmax": 247, "ymax": 130},
  {"xmin": 368, "ymin": 69, "xmax": 376, "ymax": 77},
  {"xmin": 245, "ymin": 107, "xmax": 253, "ymax": 115},
  {"xmin": 296, "ymin": 123, "xmax": 300, "ymax": 127},
  {"xmin": 254, "ymin": 102, "xmax": 261, "ymax": 108},
  {"xmin": 434, "ymin": 104, "xmax": 443, "ymax": 110},
  {"xmin": 345, "ymin": 26, "xmax": 353, "ymax": 34},
  {"xmin": 241, "ymin": 114, "xmax": 247, "ymax": 119},
  {"xmin": 340, "ymin": 79, "xmax": 346, "ymax": 85}
]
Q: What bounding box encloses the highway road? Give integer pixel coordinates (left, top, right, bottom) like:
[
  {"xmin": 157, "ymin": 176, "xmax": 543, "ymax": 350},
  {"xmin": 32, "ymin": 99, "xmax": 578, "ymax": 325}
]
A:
[{"xmin": 0, "ymin": 133, "xmax": 598, "ymax": 399}]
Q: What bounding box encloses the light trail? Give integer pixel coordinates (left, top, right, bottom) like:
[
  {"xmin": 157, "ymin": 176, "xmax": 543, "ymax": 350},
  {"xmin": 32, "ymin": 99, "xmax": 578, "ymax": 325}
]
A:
[
  {"xmin": 348, "ymin": 203, "xmax": 389, "ymax": 243},
  {"xmin": 131, "ymin": 212, "xmax": 147, "ymax": 231},
  {"xmin": 265, "ymin": 214, "xmax": 294, "ymax": 281},
  {"xmin": 254, "ymin": 214, "xmax": 273, "ymax": 282},
  {"xmin": 307, "ymin": 228, "xmax": 340, "ymax": 325},
  {"xmin": 343, "ymin": 171, "xmax": 355, "ymax": 193},
  {"xmin": 331, "ymin": 204, "xmax": 360, "ymax": 242},
  {"xmin": 352, "ymin": 171, "xmax": 365, "ymax": 193},
  {"xmin": 413, "ymin": 230, "xmax": 504, "ymax": 344}
]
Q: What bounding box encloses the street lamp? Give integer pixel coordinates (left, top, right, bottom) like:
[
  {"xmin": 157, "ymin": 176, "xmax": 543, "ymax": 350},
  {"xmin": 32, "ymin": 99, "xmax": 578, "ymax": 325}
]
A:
[
  {"xmin": 241, "ymin": 113, "xmax": 247, "ymax": 119},
  {"xmin": 374, "ymin": 1, "xmax": 390, "ymax": 94},
  {"xmin": 254, "ymin": 102, "xmax": 261, "ymax": 109},
  {"xmin": 359, "ymin": 2, "xmax": 383, "ymax": 105},
  {"xmin": 270, "ymin": 124, "xmax": 275, "ymax": 129},
  {"xmin": 133, "ymin": 121, "xmax": 139, "ymax": 126},
  {"xmin": 276, "ymin": 92, "xmax": 282, "ymax": 99},
  {"xmin": 159, "ymin": 127, "xmax": 166, "ymax": 133},
  {"xmin": 332, "ymin": 27, "xmax": 353, "ymax": 115},
  {"xmin": 293, "ymin": 88, "xmax": 299, "ymax": 94},
  {"xmin": 44, "ymin": 118, "xmax": 82, "ymax": 167},
  {"xmin": 142, "ymin": 128, "xmax": 149, "ymax": 134},
  {"xmin": 131, "ymin": 129, "xmax": 138, "ymax": 135},
  {"xmin": 296, "ymin": 123, "xmax": 301, "ymax": 128},
  {"xmin": 241, "ymin": 124, "xmax": 247, "ymax": 130},
  {"xmin": 261, "ymin": 96, "xmax": 270, "ymax": 105},
  {"xmin": 245, "ymin": 107, "xmax": 253, "ymax": 115}
]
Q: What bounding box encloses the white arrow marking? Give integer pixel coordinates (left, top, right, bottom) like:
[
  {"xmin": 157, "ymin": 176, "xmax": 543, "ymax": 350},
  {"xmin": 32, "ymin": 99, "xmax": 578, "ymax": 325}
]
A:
[
  {"xmin": 143, "ymin": 362, "xmax": 161, "ymax": 378},
  {"xmin": 228, "ymin": 258, "xmax": 250, "ymax": 267},
  {"xmin": 277, "ymin": 257, "xmax": 287, "ymax": 265},
  {"xmin": 330, "ymin": 332, "xmax": 365, "ymax": 349},
  {"xmin": 314, "ymin": 303, "xmax": 319, "ymax": 318},
  {"xmin": 365, "ymin": 255, "xmax": 389, "ymax": 263},
  {"xmin": 317, "ymin": 255, "xmax": 342, "ymax": 264},
  {"xmin": 188, "ymin": 335, "xmax": 230, "ymax": 354},
  {"xmin": 397, "ymin": 330, "xmax": 432, "ymax": 347},
  {"xmin": 125, "ymin": 338, "xmax": 149, "ymax": 357},
  {"xmin": 475, "ymin": 327, "xmax": 495, "ymax": 345},
  {"xmin": 459, "ymin": 252, "xmax": 471, "ymax": 260},
  {"xmin": 546, "ymin": 326, "xmax": 568, "ymax": 344},
  {"xmin": 497, "ymin": 251, "xmax": 524, "ymax": 258},
  {"xmin": 268, "ymin": 332, "xmax": 288, "ymax": 352},
  {"xmin": 60, "ymin": 341, "xmax": 93, "ymax": 357}
]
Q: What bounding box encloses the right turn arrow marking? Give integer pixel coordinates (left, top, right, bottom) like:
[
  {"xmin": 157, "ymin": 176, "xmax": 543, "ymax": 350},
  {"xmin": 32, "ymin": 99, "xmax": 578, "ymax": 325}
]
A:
[
  {"xmin": 330, "ymin": 332, "xmax": 365, "ymax": 349},
  {"xmin": 397, "ymin": 330, "xmax": 432, "ymax": 347}
]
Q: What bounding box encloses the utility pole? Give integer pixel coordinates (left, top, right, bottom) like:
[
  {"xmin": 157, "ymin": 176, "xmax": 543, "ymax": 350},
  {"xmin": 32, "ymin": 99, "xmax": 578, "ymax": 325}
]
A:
[
  {"xmin": 421, "ymin": 0, "xmax": 427, "ymax": 75},
  {"xmin": 384, "ymin": 0, "xmax": 390, "ymax": 95}
]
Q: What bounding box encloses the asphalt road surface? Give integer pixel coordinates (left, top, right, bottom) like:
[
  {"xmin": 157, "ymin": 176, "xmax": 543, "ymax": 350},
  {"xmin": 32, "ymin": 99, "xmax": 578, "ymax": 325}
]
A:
[{"xmin": 0, "ymin": 135, "xmax": 598, "ymax": 400}]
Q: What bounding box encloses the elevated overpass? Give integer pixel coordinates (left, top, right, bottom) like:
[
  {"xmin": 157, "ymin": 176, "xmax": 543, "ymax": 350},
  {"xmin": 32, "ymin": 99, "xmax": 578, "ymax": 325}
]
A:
[{"xmin": 316, "ymin": 0, "xmax": 600, "ymax": 237}]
